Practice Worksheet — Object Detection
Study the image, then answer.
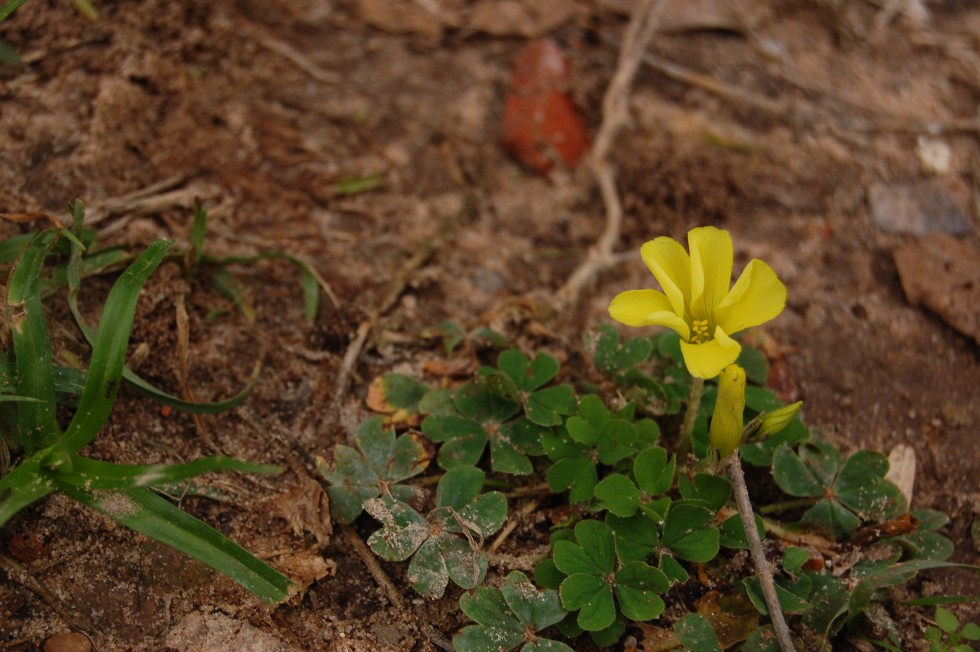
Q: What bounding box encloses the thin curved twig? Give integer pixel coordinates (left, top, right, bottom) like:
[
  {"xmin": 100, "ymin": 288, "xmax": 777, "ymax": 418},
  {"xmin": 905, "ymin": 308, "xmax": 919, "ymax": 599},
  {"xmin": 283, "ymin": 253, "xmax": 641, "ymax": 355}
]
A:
[{"xmin": 558, "ymin": 0, "xmax": 670, "ymax": 304}]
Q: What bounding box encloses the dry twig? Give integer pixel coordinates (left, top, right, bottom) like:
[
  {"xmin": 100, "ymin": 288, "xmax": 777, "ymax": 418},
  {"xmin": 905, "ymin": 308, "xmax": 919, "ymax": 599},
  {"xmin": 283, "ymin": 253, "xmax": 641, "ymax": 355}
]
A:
[
  {"xmin": 558, "ymin": 0, "xmax": 670, "ymax": 304},
  {"xmin": 0, "ymin": 553, "xmax": 95, "ymax": 635},
  {"xmin": 340, "ymin": 524, "xmax": 405, "ymax": 609}
]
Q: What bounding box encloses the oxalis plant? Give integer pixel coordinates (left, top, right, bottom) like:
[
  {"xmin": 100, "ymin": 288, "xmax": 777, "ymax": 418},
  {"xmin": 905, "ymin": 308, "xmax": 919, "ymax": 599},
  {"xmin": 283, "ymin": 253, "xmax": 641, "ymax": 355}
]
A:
[{"xmin": 321, "ymin": 226, "xmax": 976, "ymax": 651}]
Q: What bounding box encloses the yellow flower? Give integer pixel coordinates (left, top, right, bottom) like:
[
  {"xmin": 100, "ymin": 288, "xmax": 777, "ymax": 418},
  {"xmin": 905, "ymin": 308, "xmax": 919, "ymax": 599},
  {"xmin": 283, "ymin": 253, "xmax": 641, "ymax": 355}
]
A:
[
  {"xmin": 608, "ymin": 226, "xmax": 787, "ymax": 379},
  {"xmin": 709, "ymin": 364, "xmax": 746, "ymax": 457}
]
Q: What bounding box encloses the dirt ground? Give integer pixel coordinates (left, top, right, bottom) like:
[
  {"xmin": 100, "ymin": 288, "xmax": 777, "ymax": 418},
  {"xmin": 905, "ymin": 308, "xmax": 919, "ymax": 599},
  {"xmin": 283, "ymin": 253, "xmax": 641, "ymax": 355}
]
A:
[{"xmin": 1, "ymin": 0, "xmax": 978, "ymax": 650}]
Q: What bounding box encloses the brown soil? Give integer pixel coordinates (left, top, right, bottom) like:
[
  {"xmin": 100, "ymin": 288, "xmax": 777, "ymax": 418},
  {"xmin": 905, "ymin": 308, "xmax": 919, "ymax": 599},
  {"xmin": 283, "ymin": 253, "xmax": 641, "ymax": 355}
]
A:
[{"xmin": 1, "ymin": 1, "xmax": 978, "ymax": 650}]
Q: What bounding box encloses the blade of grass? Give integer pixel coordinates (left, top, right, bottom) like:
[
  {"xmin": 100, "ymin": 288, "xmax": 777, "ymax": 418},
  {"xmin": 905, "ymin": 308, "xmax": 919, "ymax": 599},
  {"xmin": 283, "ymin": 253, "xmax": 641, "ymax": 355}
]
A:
[
  {"xmin": 188, "ymin": 199, "xmax": 207, "ymax": 275},
  {"xmin": 0, "ymin": 454, "xmax": 56, "ymax": 527},
  {"xmin": 7, "ymin": 231, "xmax": 61, "ymax": 452},
  {"xmin": 0, "ymin": 0, "xmax": 29, "ymax": 21},
  {"xmin": 57, "ymin": 484, "xmax": 294, "ymax": 603},
  {"xmin": 60, "ymin": 239, "xmax": 172, "ymax": 453},
  {"xmin": 55, "ymin": 455, "xmax": 281, "ymax": 490},
  {"xmin": 203, "ymin": 252, "xmax": 328, "ymax": 324},
  {"xmin": 64, "ymin": 211, "xmax": 260, "ymax": 415}
]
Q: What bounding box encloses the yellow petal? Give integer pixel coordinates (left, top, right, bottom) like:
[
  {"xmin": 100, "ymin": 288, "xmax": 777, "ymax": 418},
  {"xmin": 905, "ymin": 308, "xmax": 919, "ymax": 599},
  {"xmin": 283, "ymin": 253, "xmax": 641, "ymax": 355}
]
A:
[
  {"xmin": 709, "ymin": 364, "xmax": 746, "ymax": 457},
  {"xmin": 715, "ymin": 259, "xmax": 786, "ymax": 335},
  {"xmin": 608, "ymin": 290, "xmax": 691, "ymax": 339},
  {"xmin": 678, "ymin": 325, "xmax": 740, "ymax": 379},
  {"xmin": 641, "ymin": 237, "xmax": 691, "ymax": 319},
  {"xmin": 688, "ymin": 226, "xmax": 733, "ymax": 315}
]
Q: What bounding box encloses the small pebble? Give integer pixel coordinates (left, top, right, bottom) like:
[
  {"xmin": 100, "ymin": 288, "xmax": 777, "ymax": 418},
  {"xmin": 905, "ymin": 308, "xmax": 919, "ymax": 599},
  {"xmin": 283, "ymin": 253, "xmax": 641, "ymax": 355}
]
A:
[
  {"xmin": 868, "ymin": 181, "xmax": 970, "ymax": 235},
  {"xmin": 44, "ymin": 632, "xmax": 92, "ymax": 652}
]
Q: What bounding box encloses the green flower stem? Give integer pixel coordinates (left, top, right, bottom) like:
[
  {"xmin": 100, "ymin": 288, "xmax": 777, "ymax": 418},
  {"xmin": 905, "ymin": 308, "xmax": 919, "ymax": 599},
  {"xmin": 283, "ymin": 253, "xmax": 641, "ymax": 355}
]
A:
[
  {"xmin": 758, "ymin": 496, "xmax": 820, "ymax": 515},
  {"xmin": 727, "ymin": 452, "xmax": 796, "ymax": 652},
  {"xmin": 677, "ymin": 376, "xmax": 704, "ymax": 455}
]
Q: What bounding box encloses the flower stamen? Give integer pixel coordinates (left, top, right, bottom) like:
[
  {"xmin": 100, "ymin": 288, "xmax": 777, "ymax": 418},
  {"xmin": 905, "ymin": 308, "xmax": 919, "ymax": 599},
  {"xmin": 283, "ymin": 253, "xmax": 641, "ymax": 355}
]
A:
[{"xmin": 691, "ymin": 319, "xmax": 710, "ymax": 343}]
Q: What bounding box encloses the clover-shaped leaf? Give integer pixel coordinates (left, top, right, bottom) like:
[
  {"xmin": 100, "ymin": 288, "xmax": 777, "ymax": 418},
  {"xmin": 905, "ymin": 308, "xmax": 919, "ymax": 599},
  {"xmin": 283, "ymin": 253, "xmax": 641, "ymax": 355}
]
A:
[
  {"xmin": 422, "ymin": 383, "xmax": 540, "ymax": 474},
  {"xmin": 586, "ymin": 325, "xmax": 653, "ymax": 378},
  {"xmin": 678, "ymin": 473, "xmax": 731, "ymax": 513},
  {"xmin": 317, "ymin": 416, "xmax": 429, "ymax": 523},
  {"xmin": 606, "ymin": 513, "xmax": 659, "ymax": 564},
  {"xmin": 773, "ymin": 440, "xmax": 907, "ymax": 539},
  {"xmin": 486, "ymin": 349, "xmax": 577, "ymax": 427},
  {"xmin": 366, "ymin": 372, "xmax": 430, "ymax": 424},
  {"xmin": 662, "ymin": 504, "xmax": 720, "ymax": 563},
  {"xmin": 891, "ymin": 509, "xmax": 954, "ymax": 561},
  {"xmin": 454, "ymin": 571, "xmax": 572, "ymax": 652},
  {"xmin": 364, "ymin": 466, "xmax": 506, "ymax": 598},
  {"xmin": 554, "ymin": 520, "xmax": 668, "ymax": 632}
]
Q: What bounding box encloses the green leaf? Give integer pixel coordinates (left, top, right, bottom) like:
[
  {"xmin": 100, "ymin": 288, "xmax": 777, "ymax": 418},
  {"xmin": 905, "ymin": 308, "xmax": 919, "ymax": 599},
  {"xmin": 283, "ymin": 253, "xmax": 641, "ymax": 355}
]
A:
[
  {"xmin": 744, "ymin": 386, "xmax": 782, "ymax": 412},
  {"xmin": 59, "ymin": 484, "xmax": 292, "ymax": 603},
  {"xmin": 835, "ymin": 450, "xmax": 907, "ymax": 521},
  {"xmin": 319, "ymin": 417, "xmax": 428, "ymax": 523},
  {"xmin": 740, "ymin": 419, "xmax": 809, "ymax": 467},
  {"xmin": 744, "ymin": 576, "xmax": 811, "ymax": 615},
  {"xmin": 407, "ymin": 537, "xmax": 449, "ymax": 597},
  {"xmin": 588, "ymin": 325, "xmax": 653, "ymax": 376},
  {"xmin": 678, "ymin": 473, "xmax": 731, "ymax": 512},
  {"xmin": 961, "ymin": 622, "xmax": 980, "ymax": 640},
  {"xmin": 718, "ymin": 512, "xmax": 765, "ymax": 550},
  {"xmin": 61, "ymin": 239, "xmax": 173, "ymax": 453},
  {"xmin": 772, "ymin": 443, "xmax": 823, "ymax": 498},
  {"xmin": 436, "ymin": 465, "xmax": 484, "ymax": 510},
  {"xmin": 442, "ymin": 535, "xmax": 488, "ymax": 590},
  {"xmin": 554, "ymin": 520, "xmax": 615, "ymax": 576},
  {"xmin": 606, "ymin": 513, "xmax": 659, "ymax": 564},
  {"xmin": 614, "ymin": 561, "xmax": 668, "ymax": 621},
  {"xmin": 659, "ymin": 554, "xmax": 688, "ymax": 584},
  {"xmin": 935, "ymin": 607, "xmax": 959, "ymax": 634},
  {"xmin": 453, "ymin": 491, "xmax": 508, "ymax": 540},
  {"xmin": 525, "ymin": 384, "xmax": 576, "ymax": 427},
  {"xmin": 0, "ymin": 0, "xmax": 29, "ymax": 22},
  {"xmin": 742, "ymin": 625, "xmax": 780, "ymax": 652},
  {"xmin": 736, "ymin": 346, "xmax": 769, "ymax": 385},
  {"xmin": 0, "ymin": 454, "xmax": 57, "ymax": 527},
  {"xmin": 633, "ymin": 446, "xmax": 674, "ymax": 496},
  {"xmin": 849, "ymin": 561, "xmax": 980, "ymax": 617},
  {"xmin": 594, "ymin": 474, "xmax": 641, "ymax": 517},
  {"xmin": 423, "ymin": 415, "xmax": 487, "ymax": 469},
  {"xmin": 545, "ymin": 457, "xmax": 597, "ymax": 503},
  {"xmin": 501, "ymin": 570, "xmax": 567, "ymax": 630},
  {"xmin": 374, "ymin": 373, "xmax": 429, "ymax": 413},
  {"xmin": 662, "ymin": 505, "xmax": 720, "ymax": 562},
  {"xmin": 782, "ymin": 546, "xmax": 811, "ymax": 574},
  {"xmin": 7, "ymin": 231, "xmax": 61, "ymax": 452},
  {"xmin": 674, "ymin": 613, "xmax": 723, "ymax": 652},
  {"xmin": 802, "ymin": 498, "xmax": 861, "ymax": 540},
  {"xmin": 662, "ymin": 504, "xmax": 720, "ymax": 562},
  {"xmin": 54, "ymin": 455, "xmax": 279, "ymax": 490},
  {"xmin": 534, "ymin": 557, "xmax": 565, "ymax": 590},
  {"xmin": 560, "ymin": 575, "xmax": 614, "ymax": 631},
  {"xmin": 455, "ymin": 382, "xmax": 520, "ymax": 423},
  {"xmin": 459, "ymin": 584, "xmax": 521, "ymax": 629},
  {"xmin": 364, "ymin": 495, "xmax": 429, "ymax": 561},
  {"xmin": 596, "ymin": 419, "xmax": 637, "ymax": 465}
]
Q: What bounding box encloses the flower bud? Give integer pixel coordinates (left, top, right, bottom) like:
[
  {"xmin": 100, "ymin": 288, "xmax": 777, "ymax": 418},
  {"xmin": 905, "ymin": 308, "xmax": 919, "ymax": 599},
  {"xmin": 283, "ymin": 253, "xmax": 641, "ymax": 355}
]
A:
[
  {"xmin": 758, "ymin": 401, "xmax": 803, "ymax": 438},
  {"xmin": 709, "ymin": 364, "xmax": 746, "ymax": 457}
]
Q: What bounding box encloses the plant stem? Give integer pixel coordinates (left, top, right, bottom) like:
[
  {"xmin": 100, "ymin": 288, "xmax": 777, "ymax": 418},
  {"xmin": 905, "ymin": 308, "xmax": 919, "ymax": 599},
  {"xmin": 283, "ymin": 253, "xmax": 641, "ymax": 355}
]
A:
[
  {"xmin": 677, "ymin": 377, "xmax": 704, "ymax": 456},
  {"xmin": 758, "ymin": 496, "xmax": 820, "ymax": 515},
  {"xmin": 727, "ymin": 452, "xmax": 796, "ymax": 652}
]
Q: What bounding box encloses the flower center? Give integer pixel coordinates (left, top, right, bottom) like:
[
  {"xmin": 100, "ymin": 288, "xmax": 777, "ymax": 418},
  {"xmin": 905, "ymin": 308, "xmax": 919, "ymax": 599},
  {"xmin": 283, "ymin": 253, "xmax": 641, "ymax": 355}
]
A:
[{"xmin": 690, "ymin": 319, "xmax": 711, "ymax": 343}]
